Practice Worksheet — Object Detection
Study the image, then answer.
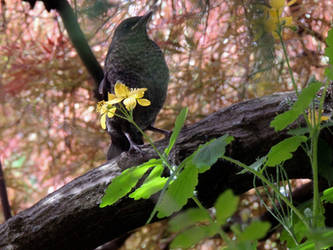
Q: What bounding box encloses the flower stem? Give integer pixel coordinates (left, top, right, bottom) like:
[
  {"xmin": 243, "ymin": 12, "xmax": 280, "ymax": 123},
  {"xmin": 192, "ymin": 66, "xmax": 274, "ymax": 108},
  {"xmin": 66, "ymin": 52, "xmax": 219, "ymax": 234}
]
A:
[
  {"xmin": 310, "ymin": 80, "xmax": 329, "ymax": 228},
  {"xmin": 222, "ymin": 155, "xmax": 310, "ymax": 230},
  {"xmin": 311, "ymin": 127, "xmax": 321, "ymax": 228},
  {"xmin": 278, "ymin": 24, "xmax": 299, "ymax": 95},
  {"xmin": 128, "ymin": 117, "xmax": 173, "ymax": 171}
]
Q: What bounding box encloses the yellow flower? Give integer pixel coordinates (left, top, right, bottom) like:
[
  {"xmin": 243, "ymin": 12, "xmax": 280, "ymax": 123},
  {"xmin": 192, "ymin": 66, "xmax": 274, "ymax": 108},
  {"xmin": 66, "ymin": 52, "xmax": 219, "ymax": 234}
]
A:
[
  {"xmin": 96, "ymin": 100, "xmax": 116, "ymax": 129},
  {"xmin": 265, "ymin": 0, "xmax": 296, "ymax": 39},
  {"xmin": 111, "ymin": 81, "xmax": 151, "ymax": 111},
  {"xmin": 270, "ymin": 0, "xmax": 287, "ymax": 9},
  {"xmin": 96, "ymin": 81, "xmax": 151, "ymax": 129},
  {"xmin": 307, "ymin": 109, "xmax": 330, "ymax": 127}
]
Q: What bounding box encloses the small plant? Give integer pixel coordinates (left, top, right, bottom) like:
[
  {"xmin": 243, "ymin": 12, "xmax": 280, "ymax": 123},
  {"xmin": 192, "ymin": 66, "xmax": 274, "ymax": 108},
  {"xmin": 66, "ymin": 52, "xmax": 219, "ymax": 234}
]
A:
[{"xmin": 98, "ymin": 3, "xmax": 333, "ymax": 248}]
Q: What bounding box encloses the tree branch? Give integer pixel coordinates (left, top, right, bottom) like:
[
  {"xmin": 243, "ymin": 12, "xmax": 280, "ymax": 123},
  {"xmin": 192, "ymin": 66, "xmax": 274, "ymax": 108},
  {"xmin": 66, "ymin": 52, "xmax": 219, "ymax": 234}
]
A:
[
  {"xmin": 0, "ymin": 160, "xmax": 11, "ymax": 220},
  {"xmin": 0, "ymin": 91, "xmax": 332, "ymax": 249}
]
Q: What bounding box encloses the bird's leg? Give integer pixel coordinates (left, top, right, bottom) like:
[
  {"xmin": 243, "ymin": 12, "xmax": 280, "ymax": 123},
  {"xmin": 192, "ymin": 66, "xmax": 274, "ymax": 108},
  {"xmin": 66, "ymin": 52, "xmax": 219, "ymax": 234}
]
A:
[
  {"xmin": 146, "ymin": 125, "xmax": 171, "ymax": 137},
  {"xmin": 124, "ymin": 132, "xmax": 143, "ymax": 155}
]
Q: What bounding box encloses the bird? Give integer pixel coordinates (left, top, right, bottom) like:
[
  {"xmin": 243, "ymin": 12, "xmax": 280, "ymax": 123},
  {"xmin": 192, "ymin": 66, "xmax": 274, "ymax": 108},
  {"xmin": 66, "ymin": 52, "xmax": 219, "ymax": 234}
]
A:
[{"xmin": 99, "ymin": 11, "xmax": 169, "ymax": 160}]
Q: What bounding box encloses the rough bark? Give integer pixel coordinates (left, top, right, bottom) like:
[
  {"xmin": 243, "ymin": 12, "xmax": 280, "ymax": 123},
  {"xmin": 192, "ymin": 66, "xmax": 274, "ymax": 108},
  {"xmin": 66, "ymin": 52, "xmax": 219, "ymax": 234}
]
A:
[{"xmin": 0, "ymin": 91, "xmax": 332, "ymax": 250}]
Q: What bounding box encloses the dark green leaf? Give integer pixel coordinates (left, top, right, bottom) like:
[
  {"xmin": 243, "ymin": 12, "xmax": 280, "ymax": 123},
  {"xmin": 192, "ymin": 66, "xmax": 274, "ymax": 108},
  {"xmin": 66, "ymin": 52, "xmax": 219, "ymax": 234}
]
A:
[
  {"xmin": 265, "ymin": 136, "xmax": 307, "ymax": 167},
  {"xmin": 165, "ymin": 107, "xmax": 188, "ymax": 156},
  {"xmin": 215, "ymin": 190, "xmax": 239, "ymax": 225},
  {"xmin": 226, "ymin": 241, "xmax": 257, "ymax": 250},
  {"xmin": 287, "ymin": 127, "xmax": 309, "ymax": 136},
  {"xmin": 192, "ymin": 135, "xmax": 234, "ymax": 173},
  {"xmin": 157, "ymin": 163, "xmax": 198, "ymax": 218},
  {"xmin": 296, "ymin": 229, "xmax": 333, "ymax": 249},
  {"xmin": 170, "ymin": 224, "xmax": 218, "ymax": 249},
  {"xmin": 322, "ymin": 187, "xmax": 333, "ymax": 204},
  {"xmin": 238, "ymin": 221, "xmax": 270, "ymax": 241},
  {"xmin": 99, "ymin": 159, "xmax": 159, "ymax": 207},
  {"xmin": 270, "ymin": 82, "xmax": 322, "ymax": 131},
  {"xmin": 169, "ymin": 208, "xmax": 211, "ymax": 232}
]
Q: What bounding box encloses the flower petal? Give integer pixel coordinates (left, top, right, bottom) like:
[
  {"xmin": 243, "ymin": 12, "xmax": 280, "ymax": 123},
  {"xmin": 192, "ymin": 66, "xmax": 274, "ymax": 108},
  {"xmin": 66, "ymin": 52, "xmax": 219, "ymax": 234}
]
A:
[
  {"xmin": 109, "ymin": 97, "xmax": 124, "ymax": 105},
  {"xmin": 115, "ymin": 81, "xmax": 130, "ymax": 98},
  {"xmin": 281, "ymin": 16, "xmax": 293, "ymax": 26},
  {"xmin": 101, "ymin": 113, "xmax": 107, "ymax": 129},
  {"xmin": 321, "ymin": 116, "xmax": 330, "ymax": 122},
  {"xmin": 131, "ymin": 88, "xmax": 147, "ymax": 98},
  {"xmin": 100, "ymin": 104, "xmax": 108, "ymax": 114},
  {"xmin": 287, "ymin": 0, "xmax": 297, "ymax": 6},
  {"xmin": 107, "ymin": 107, "xmax": 116, "ymax": 118},
  {"xmin": 123, "ymin": 96, "xmax": 137, "ymax": 111},
  {"xmin": 96, "ymin": 100, "xmax": 105, "ymax": 113},
  {"xmin": 108, "ymin": 92, "xmax": 116, "ymax": 101},
  {"xmin": 270, "ymin": 0, "xmax": 285, "ymax": 9},
  {"xmin": 137, "ymin": 98, "xmax": 151, "ymax": 106}
]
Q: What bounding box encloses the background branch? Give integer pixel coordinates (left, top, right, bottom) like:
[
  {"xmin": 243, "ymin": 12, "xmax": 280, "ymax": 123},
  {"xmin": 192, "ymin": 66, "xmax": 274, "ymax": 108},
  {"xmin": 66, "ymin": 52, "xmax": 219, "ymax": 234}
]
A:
[{"xmin": 22, "ymin": 0, "xmax": 104, "ymax": 100}]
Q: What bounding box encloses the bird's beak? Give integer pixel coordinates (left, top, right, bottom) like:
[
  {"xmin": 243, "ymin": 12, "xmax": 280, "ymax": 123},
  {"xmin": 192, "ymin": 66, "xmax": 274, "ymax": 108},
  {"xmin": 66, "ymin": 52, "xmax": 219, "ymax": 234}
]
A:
[{"xmin": 131, "ymin": 11, "xmax": 153, "ymax": 30}]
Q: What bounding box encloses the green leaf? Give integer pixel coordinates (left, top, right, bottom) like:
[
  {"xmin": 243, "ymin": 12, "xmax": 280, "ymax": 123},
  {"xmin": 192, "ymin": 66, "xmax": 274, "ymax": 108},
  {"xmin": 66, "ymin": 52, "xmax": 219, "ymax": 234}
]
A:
[
  {"xmin": 238, "ymin": 221, "xmax": 270, "ymax": 242},
  {"xmin": 322, "ymin": 187, "xmax": 333, "ymax": 204},
  {"xmin": 165, "ymin": 107, "xmax": 188, "ymax": 156},
  {"xmin": 293, "ymin": 82, "xmax": 322, "ymax": 113},
  {"xmin": 326, "ymin": 28, "xmax": 333, "ymax": 80},
  {"xmin": 270, "ymin": 109, "xmax": 299, "ymax": 132},
  {"xmin": 296, "ymin": 229, "xmax": 333, "ymax": 249},
  {"xmin": 144, "ymin": 164, "xmax": 164, "ymax": 183},
  {"xmin": 128, "ymin": 161, "xmax": 165, "ymax": 200},
  {"xmin": 325, "ymin": 28, "xmax": 333, "ymax": 63},
  {"xmin": 170, "ymin": 224, "xmax": 218, "ymax": 249},
  {"xmin": 265, "ymin": 136, "xmax": 307, "ymax": 167},
  {"xmin": 215, "ymin": 189, "xmax": 239, "ymax": 225},
  {"xmin": 325, "ymin": 65, "xmax": 333, "ymax": 81},
  {"xmin": 99, "ymin": 158, "xmax": 159, "ymax": 207},
  {"xmin": 192, "ymin": 135, "xmax": 234, "ymax": 173},
  {"xmin": 237, "ymin": 156, "xmax": 266, "ymax": 174},
  {"xmin": 169, "ymin": 208, "xmax": 211, "ymax": 232},
  {"xmin": 287, "ymin": 127, "xmax": 309, "ymax": 136},
  {"xmin": 228, "ymin": 241, "xmax": 257, "ymax": 250},
  {"xmin": 280, "ymin": 229, "xmax": 298, "ymax": 248},
  {"xmin": 270, "ymin": 82, "xmax": 322, "ymax": 131},
  {"xmin": 129, "ymin": 176, "xmax": 167, "ymax": 200},
  {"xmin": 157, "ymin": 163, "xmax": 198, "ymax": 218}
]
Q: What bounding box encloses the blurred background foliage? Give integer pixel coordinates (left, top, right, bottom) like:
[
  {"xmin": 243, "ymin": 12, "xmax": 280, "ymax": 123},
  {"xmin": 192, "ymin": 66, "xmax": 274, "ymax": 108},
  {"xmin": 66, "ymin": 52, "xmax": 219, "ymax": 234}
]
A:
[{"xmin": 0, "ymin": 0, "xmax": 332, "ymax": 247}]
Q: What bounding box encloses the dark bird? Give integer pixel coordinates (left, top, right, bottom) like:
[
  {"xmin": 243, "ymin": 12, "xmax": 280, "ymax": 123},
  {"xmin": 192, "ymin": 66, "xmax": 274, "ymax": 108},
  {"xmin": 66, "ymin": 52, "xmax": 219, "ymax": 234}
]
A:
[{"xmin": 99, "ymin": 11, "xmax": 169, "ymax": 160}]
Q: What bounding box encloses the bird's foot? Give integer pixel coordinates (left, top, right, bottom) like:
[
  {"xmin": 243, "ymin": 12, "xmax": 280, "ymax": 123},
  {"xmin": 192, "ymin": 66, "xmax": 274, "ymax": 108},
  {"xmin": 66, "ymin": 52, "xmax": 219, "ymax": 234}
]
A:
[
  {"xmin": 124, "ymin": 132, "xmax": 144, "ymax": 156},
  {"xmin": 128, "ymin": 143, "xmax": 143, "ymax": 156}
]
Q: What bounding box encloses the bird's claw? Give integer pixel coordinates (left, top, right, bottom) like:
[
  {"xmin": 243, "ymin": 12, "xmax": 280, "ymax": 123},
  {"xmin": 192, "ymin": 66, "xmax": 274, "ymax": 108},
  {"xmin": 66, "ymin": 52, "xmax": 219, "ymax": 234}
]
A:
[{"xmin": 128, "ymin": 143, "xmax": 143, "ymax": 156}]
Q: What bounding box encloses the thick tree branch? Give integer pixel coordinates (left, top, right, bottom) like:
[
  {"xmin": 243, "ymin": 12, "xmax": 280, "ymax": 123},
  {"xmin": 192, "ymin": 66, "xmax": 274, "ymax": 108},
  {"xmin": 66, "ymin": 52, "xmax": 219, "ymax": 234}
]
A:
[
  {"xmin": 0, "ymin": 91, "xmax": 332, "ymax": 249},
  {"xmin": 0, "ymin": 160, "xmax": 11, "ymax": 220}
]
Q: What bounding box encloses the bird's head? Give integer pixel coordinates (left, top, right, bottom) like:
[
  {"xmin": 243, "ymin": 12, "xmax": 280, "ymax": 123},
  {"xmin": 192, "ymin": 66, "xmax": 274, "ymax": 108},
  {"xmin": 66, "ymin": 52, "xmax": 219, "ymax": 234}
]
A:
[{"xmin": 113, "ymin": 11, "xmax": 153, "ymax": 40}]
